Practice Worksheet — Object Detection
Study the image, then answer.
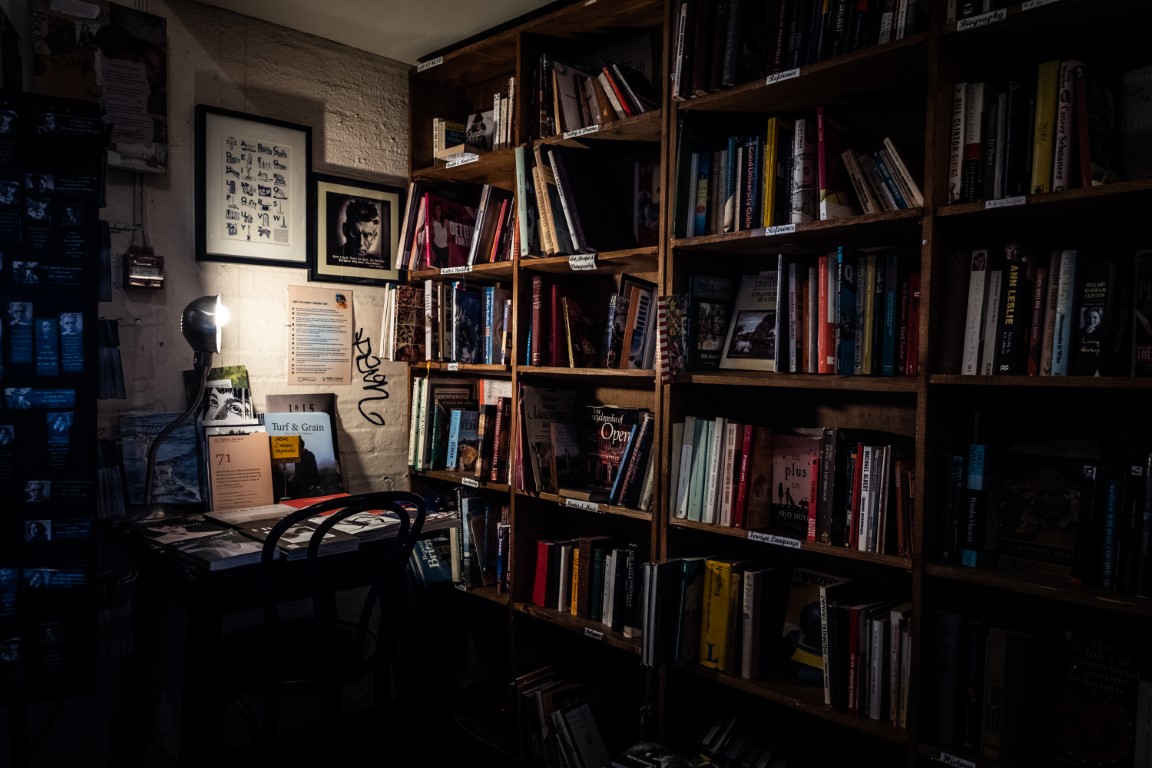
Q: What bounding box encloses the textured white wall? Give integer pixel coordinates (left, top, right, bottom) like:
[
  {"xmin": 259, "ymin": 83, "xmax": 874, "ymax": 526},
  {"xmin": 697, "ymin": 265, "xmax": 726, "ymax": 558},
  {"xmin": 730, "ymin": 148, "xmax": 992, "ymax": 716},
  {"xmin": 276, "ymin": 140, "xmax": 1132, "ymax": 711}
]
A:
[{"xmin": 99, "ymin": 0, "xmax": 413, "ymax": 494}]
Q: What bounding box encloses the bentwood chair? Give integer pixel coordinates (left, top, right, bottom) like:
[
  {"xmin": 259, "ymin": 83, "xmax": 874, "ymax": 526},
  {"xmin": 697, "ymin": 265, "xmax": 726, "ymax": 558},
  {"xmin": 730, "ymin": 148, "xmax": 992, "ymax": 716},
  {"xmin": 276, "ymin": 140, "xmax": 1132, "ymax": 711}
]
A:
[{"xmin": 208, "ymin": 490, "xmax": 426, "ymax": 760}]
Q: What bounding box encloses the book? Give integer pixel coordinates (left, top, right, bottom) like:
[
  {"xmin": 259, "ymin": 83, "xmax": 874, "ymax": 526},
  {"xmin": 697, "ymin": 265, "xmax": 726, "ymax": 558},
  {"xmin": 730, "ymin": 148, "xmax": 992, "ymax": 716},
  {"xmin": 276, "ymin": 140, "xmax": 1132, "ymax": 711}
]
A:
[
  {"xmin": 165, "ymin": 522, "xmax": 264, "ymax": 571},
  {"xmin": 816, "ymin": 106, "xmax": 857, "ymax": 220},
  {"xmin": 263, "ymin": 411, "xmax": 347, "ymax": 500},
  {"xmin": 549, "ymin": 420, "xmax": 584, "ymax": 492},
  {"xmin": 582, "ymin": 405, "xmax": 646, "ymax": 496},
  {"xmin": 740, "ymin": 564, "xmax": 790, "ymax": 680},
  {"xmin": 790, "ymin": 115, "xmax": 817, "ymax": 223},
  {"xmin": 1030, "ymin": 59, "xmax": 1061, "ymax": 194},
  {"xmin": 1073, "ymin": 260, "xmax": 1128, "ymax": 376},
  {"xmin": 423, "ymin": 190, "xmax": 479, "ymax": 269},
  {"xmin": 769, "ymin": 428, "xmax": 823, "ymax": 537},
  {"xmin": 779, "ymin": 566, "xmax": 844, "ymax": 684},
  {"xmin": 996, "ymin": 438, "xmax": 1102, "ymax": 577},
  {"xmin": 548, "ymin": 143, "xmax": 638, "ymax": 254},
  {"xmin": 519, "ymin": 383, "xmax": 578, "ymax": 494},
  {"xmin": 719, "ymin": 270, "xmax": 779, "ymax": 371},
  {"xmin": 562, "ymin": 294, "xmax": 601, "ymax": 369},
  {"xmin": 684, "ymin": 273, "xmax": 737, "ymax": 371},
  {"xmin": 233, "ymin": 515, "xmax": 360, "ymax": 561},
  {"xmin": 947, "ymin": 82, "xmax": 967, "ymax": 204},
  {"xmin": 990, "ymin": 240, "xmax": 1032, "ymax": 376},
  {"xmin": 612, "ymin": 741, "xmax": 695, "ymax": 768},
  {"xmin": 960, "ymin": 442, "xmax": 1003, "ymax": 567},
  {"xmin": 1121, "ymin": 63, "xmax": 1152, "ymax": 180},
  {"xmin": 698, "ymin": 556, "xmax": 753, "ymax": 673},
  {"xmin": 409, "ymin": 536, "xmax": 453, "ymax": 586},
  {"xmin": 1134, "ymin": 249, "xmax": 1152, "ymax": 376}
]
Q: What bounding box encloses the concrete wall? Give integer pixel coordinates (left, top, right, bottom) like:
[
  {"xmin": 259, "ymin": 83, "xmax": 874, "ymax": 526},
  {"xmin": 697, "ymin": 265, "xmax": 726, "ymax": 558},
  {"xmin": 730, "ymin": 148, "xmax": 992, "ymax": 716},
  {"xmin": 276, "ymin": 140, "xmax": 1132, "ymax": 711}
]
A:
[{"xmin": 101, "ymin": 0, "xmax": 413, "ymax": 494}]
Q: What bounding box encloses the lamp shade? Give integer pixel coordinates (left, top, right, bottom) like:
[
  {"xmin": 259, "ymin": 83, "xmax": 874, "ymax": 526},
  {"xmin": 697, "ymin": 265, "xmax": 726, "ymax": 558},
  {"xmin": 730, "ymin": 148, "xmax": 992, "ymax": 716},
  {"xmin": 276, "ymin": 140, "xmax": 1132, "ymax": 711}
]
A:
[{"xmin": 180, "ymin": 295, "xmax": 229, "ymax": 354}]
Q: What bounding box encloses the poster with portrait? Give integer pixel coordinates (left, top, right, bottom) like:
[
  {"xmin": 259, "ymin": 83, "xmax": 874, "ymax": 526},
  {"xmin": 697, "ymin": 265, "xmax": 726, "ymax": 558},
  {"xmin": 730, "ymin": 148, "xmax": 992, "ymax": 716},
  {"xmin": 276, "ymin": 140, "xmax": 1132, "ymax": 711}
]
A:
[{"xmin": 309, "ymin": 173, "xmax": 403, "ymax": 286}]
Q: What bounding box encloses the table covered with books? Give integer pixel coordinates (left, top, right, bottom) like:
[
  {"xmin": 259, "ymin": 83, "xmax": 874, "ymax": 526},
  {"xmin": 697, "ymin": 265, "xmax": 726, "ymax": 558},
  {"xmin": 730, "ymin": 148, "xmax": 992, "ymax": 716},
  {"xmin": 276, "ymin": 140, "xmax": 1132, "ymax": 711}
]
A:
[{"xmin": 114, "ymin": 496, "xmax": 458, "ymax": 766}]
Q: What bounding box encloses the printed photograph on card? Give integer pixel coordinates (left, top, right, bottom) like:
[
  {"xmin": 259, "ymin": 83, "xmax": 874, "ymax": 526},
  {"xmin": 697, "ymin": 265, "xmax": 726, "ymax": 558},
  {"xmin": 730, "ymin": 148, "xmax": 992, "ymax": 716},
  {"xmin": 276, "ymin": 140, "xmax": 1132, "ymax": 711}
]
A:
[{"xmin": 309, "ymin": 173, "xmax": 403, "ymax": 286}]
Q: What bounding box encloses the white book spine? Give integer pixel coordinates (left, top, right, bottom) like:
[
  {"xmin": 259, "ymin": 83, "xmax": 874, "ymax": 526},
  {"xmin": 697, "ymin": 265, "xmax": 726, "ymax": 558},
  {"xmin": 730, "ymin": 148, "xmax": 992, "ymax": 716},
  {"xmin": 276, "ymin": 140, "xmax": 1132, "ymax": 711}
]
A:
[
  {"xmin": 881, "ymin": 137, "xmax": 924, "ymax": 207},
  {"xmin": 702, "ymin": 417, "xmax": 727, "ymax": 525},
  {"xmin": 1039, "ymin": 250, "xmax": 1063, "ymax": 375},
  {"xmin": 675, "ymin": 416, "xmax": 696, "ymax": 518},
  {"xmin": 961, "ymin": 248, "xmax": 990, "ymax": 375},
  {"xmin": 948, "ymin": 82, "xmax": 967, "ymax": 204},
  {"xmin": 719, "ymin": 421, "xmax": 739, "ymax": 527},
  {"xmin": 979, "ymin": 269, "xmax": 1003, "ymax": 375},
  {"xmin": 857, "ymin": 444, "xmax": 874, "ymax": 551},
  {"xmin": 868, "ymin": 613, "xmax": 888, "ymax": 720},
  {"xmin": 889, "ymin": 608, "xmax": 903, "ymax": 723},
  {"xmin": 1051, "ymin": 249, "xmax": 1078, "ymax": 375}
]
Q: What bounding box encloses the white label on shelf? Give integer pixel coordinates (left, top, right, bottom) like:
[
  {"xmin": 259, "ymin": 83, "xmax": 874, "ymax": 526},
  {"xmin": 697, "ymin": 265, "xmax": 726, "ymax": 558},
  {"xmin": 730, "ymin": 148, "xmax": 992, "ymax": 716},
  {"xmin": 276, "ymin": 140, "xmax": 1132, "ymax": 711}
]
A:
[
  {"xmin": 766, "ymin": 68, "xmax": 800, "ymax": 85},
  {"xmin": 985, "ymin": 196, "xmax": 1026, "ymax": 210},
  {"xmin": 1021, "ymin": 0, "xmax": 1059, "ymax": 10},
  {"xmin": 440, "ymin": 265, "xmax": 473, "ymax": 275},
  {"xmin": 583, "ymin": 627, "xmax": 605, "ymax": 640},
  {"xmin": 956, "ymin": 8, "xmax": 1006, "ymax": 30},
  {"xmin": 937, "ymin": 752, "xmax": 975, "ymax": 768},
  {"xmin": 568, "ymin": 253, "xmax": 598, "ymax": 271},
  {"xmin": 416, "ymin": 57, "xmax": 443, "ymax": 72},
  {"xmin": 446, "ymin": 362, "xmax": 460, "ymax": 371},
  {"xmin": 461, "ymin": 477, "xmax": 480, "ymax": 488},
  {"xmin": 446, "ymin": 153, "xmax": 480, "ymax": 168},
  {"xmin": 565, "ymin": 498, "xmax": 600, "ymax": 512},
  {"xmin": 764, "ymin": 224, "xmax": 797, "ymax": 237},
  {"xmin": 564, "ymin": 125, "xmax": 601, "ymax": 140},
  {"xmin": 746, "ymin": 531, "xmax": 802, "ymax": 549}
]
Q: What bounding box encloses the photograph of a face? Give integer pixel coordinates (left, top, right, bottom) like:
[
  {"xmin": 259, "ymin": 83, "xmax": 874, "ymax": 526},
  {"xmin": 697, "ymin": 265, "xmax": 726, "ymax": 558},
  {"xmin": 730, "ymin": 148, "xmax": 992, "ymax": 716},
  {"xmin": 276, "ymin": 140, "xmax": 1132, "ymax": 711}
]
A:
[{"xmin": 310, "ymin": 174, "xmax": 403, "ymax": 286}]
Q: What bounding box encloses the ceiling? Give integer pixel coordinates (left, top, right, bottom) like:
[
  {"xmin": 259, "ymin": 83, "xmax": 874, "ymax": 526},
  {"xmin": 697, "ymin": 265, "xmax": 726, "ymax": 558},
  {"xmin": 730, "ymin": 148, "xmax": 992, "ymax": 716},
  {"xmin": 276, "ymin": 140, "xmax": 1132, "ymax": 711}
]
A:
[{"xmin": 194, "ymin": 0, "xmax": 555, "ymax": 66}]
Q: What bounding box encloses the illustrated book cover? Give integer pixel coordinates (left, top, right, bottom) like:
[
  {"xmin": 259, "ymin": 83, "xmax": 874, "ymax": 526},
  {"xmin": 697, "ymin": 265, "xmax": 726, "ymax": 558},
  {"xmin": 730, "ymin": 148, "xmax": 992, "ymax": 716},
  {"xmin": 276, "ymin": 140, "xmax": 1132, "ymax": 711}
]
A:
[{"xmin": 719, "ymin": 270, "xmax": 779, "ymax": 371}]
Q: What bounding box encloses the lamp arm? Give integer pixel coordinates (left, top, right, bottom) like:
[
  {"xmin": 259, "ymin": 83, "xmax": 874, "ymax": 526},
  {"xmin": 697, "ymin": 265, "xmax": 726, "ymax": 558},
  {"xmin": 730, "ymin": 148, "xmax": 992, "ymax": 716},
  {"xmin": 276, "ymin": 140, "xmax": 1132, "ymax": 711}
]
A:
[{"xmin": 143, "ymin": 357, "xmax": 213, "ymax": 506}]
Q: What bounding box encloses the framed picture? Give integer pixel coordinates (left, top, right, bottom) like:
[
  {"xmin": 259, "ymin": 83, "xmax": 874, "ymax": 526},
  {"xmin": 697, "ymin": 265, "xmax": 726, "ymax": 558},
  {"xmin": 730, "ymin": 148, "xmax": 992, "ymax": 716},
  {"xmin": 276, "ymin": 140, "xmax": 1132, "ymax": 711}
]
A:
[
  {"xmin": 195, "ymin": 105, "xmax": 312, "ymax": 267},
  {"xmin": 309, "ymin": 173, "xmax": 404, "ymax": 285}
]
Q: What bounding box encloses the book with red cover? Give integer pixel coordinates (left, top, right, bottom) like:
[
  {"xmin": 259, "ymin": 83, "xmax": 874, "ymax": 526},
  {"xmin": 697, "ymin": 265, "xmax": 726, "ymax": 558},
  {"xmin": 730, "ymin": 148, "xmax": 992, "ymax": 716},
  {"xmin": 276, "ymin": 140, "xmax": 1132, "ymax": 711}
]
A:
[
  {"xmin": 423, "ymin": 190, "xmax": 478, "ymax": 269},
  {"xmin": 532, "ymin": 539, "xmax": 559, "ymax": 607}
]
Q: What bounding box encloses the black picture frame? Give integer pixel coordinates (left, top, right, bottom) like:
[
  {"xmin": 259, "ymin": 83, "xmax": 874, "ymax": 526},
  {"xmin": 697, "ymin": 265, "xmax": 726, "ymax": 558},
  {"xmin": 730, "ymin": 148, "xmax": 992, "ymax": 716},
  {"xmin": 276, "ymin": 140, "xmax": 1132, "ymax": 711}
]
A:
[
  {"xmin": 308, "ymin": 173, "xmax": 405, "ymax": 285},
  {"xmin": 195, "ymin": 105, "xmax": 312, "ymax": 268}
]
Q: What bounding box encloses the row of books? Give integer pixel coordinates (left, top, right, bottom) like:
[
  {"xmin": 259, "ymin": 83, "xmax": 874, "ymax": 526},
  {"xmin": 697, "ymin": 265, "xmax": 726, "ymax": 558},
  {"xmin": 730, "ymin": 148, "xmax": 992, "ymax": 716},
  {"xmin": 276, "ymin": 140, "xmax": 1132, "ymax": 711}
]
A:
[
  {"xmin": 517, "ymin": 141, "xmax": 651, "ymax": 259},
  {"xmin": 671, "ymin": 420, "xmax": 913, "ymax": 556},
  {"xmin": 397, "ymin": 178, "xmax": 519, "ymax": 271},
  {"xmin": 670, "ymin": 0, "xmax": 927, "ymax": 102},
  {"xmin": 931, "ymin": 614, "xmax": 1150, "ymax": 767},
  {"xmin": 677, "ymin": 111, "xmax": 922, "ymax": 237},
  {"xmin": 430, "ymin": 75, "xmax": 516, "ymax": 162},
  {"xmin": 539, "ymin": 52, "xmax": 658, "ymax": 136},
  {"xmin": 940, "ymin": 438, "xmax": 1152, "ymax": 598},
  {"xmin": 528, "ymin": 272, "xmax": 658, "ymax": 372},
  {"xmin": 944, "ymin": 244, "xmax": 1150, "ymax": 378},
  {"xmin": 407, "ymin": 376, "xmax": 512, "ymax": 478},
  {"xmin": 530, "ymin": 536, "xmax": 647, "ymax": 638},
  {"xmin": 948, "ymin": 60, "xmax": 1152, "ymax": 205},
  {"xmin": 512, "ymin": 665, "xmax": 615, "ymax": 768},
  {"xmin": 665, "ymin": 250, "xmax": 920, "ymax": 378},
  {"xmin": 640, "ymin": 558, "xmax": 912, "ymax": 727},
  {"xmin": 532, "ymin": 30, "xmax": 659, "ymax": 139}
]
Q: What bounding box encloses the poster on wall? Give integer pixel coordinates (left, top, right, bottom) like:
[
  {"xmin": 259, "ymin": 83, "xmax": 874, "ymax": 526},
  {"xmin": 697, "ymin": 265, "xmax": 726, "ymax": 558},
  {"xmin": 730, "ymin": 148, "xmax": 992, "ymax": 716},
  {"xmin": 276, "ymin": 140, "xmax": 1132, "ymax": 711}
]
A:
[
  {"xmin": 196, "ymin": 104, "xmax": 311, "ymax": 267},
  {"xmin": 30, "ymin": 0, "xmax": 169, "ymax": 173},
  {"xmin": 286, "ymin": 285, "xmax": 352, "ymax": 386}
]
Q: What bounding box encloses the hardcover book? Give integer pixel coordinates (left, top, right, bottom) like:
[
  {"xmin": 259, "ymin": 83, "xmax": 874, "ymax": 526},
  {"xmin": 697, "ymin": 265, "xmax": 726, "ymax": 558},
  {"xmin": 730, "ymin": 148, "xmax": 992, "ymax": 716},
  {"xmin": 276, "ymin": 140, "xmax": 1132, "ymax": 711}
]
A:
[
  {"xmin": 422, "ymin": 190, "xmax": 478, "ymax": 269},
  {"xmin": 719, "ymin": 270, "xmax": 779, "ymax": 371},
  {"xmin": 263, "ymin": 411, "xmax": 346, "ymax": 500},
  {"xmin": 685, "ymin": 273, "xmax": 737, "ymax": 370},
  {"xmin": 769, "ymin": 428, "xmax": 823, "ymax": 537},
  {"xmin": 582, "ymin": 404, "xmax": 646, "ymax": 494},
  {"xmin": 562, "ymin": 294, "xmax": 600, "ymax": 369},
  {"xmin": 779, "ymin": 566, "xmax": 845, "ymax": 684},
  {"xmin": 391, "ymin": 284, "xmax": 426, "ymax": 362},
  {"xmin": 996, "ymin": 438, "xmax": 1101, "ymax": 577},
  {"xmin": 519, "ymin": 383, "xmax": 578, "ymax": 494}
]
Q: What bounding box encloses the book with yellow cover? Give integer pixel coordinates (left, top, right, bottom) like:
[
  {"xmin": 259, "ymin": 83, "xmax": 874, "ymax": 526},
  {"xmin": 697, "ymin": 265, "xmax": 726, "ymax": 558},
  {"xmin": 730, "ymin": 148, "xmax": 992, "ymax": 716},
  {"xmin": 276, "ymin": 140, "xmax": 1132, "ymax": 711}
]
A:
[{"xmin": 698, "ymin": 556, "xmax": 754, "ymax": 672}]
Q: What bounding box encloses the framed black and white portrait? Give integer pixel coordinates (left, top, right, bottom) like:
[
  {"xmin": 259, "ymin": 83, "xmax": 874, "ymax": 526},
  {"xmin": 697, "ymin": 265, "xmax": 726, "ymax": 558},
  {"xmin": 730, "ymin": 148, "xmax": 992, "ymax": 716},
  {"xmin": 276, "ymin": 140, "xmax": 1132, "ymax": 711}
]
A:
[{"xmin": 309, "ymin": 173, "xmax": 403, "ymax": 286}]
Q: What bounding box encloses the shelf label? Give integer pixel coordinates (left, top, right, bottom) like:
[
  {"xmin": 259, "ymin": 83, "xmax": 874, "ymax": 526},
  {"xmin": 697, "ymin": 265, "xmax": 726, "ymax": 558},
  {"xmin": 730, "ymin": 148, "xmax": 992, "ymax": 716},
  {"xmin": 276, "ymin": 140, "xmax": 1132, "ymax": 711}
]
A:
[
  {"xmin": 446, "ymin": 153, "xmax": 480, "ymax": 168},
  {"xmin": 1021, "ymin": 0, "xmax": 1059, "ymax": 10},
  {"xmin": 564, "ymin": 498, "xmax": 601, "ymax": 512},
  {"xmin": 460, "ymin": 477, "xmax": 480, "ymax": 488},
  {"xmin": 937, "ymin": 753, "xmax": 975, "ymax": 768},
  {"xmin": 440, "ymin": 265, "xmax": 473, "ymax": 275},
  {"xmin": 985, "ymin": 195, "xmax": 1026, "ymax": 210},
  {"xmin": 766, "ymin": 68, "xmax": 800, "ymax": 85},
  {"xmin": 956, "ymin": 8, "xmax": 1006, "ymax": 30},
  {"xmin": 564, "ymin": 125, "xmax": 601, "ymax": 140},
  {"xmin": 446, "ymin": 362, "xmax": 460, "ymax": 371},
  {"xmin": 764, "ymin": 224, "xmax": 797, "ymax": 237},
  {"xmin": 746, "ymin": 531, "xmax": 801, "ymax": 549},
  {"xmin": 416, "ymin": 57, "xmax": 443, "ymax": 72},
  {"xmin": 568, "ymin": 253, "xmax": 598, "ymax": 271},
  {"xmin": 583, "ymin": 627, "xmax": 605, "ymax": 641}
]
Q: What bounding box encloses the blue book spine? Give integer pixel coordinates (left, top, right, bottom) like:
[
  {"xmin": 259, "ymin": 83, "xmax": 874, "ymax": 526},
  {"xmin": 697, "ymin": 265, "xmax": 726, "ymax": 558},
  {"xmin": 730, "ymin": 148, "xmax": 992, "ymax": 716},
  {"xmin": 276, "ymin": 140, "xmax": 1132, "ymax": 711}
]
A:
[
  {"xmin": 882, "ymin": 250, "xmax": 899, "ymax": 375},
  {"xmin": 872, "ymin": 149, "xmax": 908, "ymax": 209},
  {"xmin": 609, "ymin": 424, "xmax": 640, "ymax": 505},
  {"xmin": 483, "ymin": 285, "xmax": 496, "ymax": 364},
  {"xmin": 446, "ymin": 409, "xmax": 463, "ymax": 470}
]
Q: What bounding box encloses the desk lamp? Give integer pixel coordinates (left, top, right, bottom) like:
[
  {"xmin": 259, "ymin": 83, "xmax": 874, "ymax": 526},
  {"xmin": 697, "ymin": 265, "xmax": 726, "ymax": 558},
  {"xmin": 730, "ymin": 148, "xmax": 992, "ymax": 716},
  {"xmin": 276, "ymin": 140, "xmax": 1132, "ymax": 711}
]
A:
[{"xmin": 135, "ymin": 294, "xmax": 230, "ymax": 522}]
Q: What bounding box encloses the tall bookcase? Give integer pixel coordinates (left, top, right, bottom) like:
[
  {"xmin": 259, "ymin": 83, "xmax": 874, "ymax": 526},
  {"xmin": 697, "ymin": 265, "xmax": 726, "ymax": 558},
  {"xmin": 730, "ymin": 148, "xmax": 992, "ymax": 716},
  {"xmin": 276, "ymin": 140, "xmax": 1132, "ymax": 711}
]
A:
[{"xmin": 405, "ymin": 0, "xmax": 1152, "ymax": 765}]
